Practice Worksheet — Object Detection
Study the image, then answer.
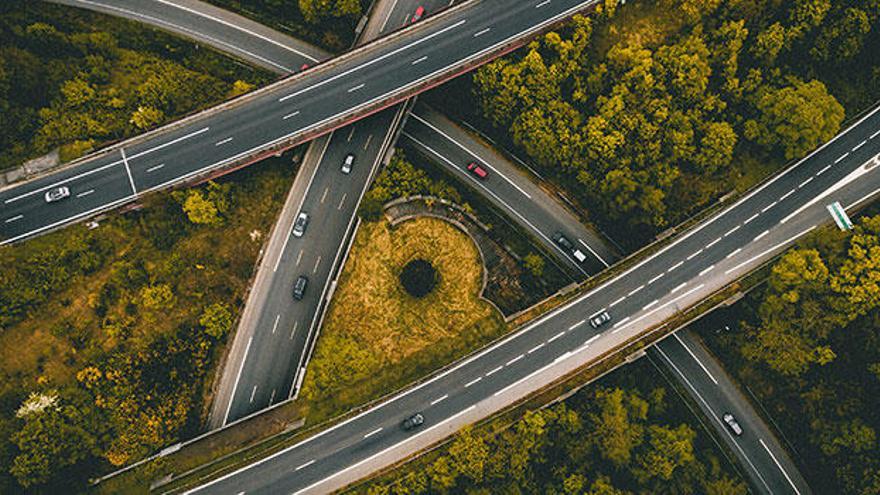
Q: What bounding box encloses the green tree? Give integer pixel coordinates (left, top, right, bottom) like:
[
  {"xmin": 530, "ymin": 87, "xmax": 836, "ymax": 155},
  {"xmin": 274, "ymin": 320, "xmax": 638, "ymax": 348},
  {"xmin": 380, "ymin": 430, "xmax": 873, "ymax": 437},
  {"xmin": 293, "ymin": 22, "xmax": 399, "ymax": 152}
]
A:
[
  {"xmin": 742, "ymin": 248, "xmax": 842, "ymax": 375},
  {"xmin": 633, "ymin": 424, "xmax": 696, "ymax": 482},
  {"xmin": 588, "ymin": 387, "xmax": 648, "ymax": 466},
  {"xmin": 744, "ymin": 79, "xmax": 844, "ymax": 160},
  {"xmin": 523, "ymin": 253, "xmax": 545, "ymax": 278},
  {"xmin": 428, "ymin": 455, "xmax": 458, "ymax": 492},
  {"xmin": 448, "ymin": 426, "xmax": 489, "ymax": 483},
  {"xmin": 140, "ymin": 283, "xmax": 175, "ymax": 311},
  {"xmin": 10, "ymin": 394, "xmax": 103, "ymax": 488},
  {"xmin": 182, "ymin": 189, "xmax": 222, "ymax": 225},
  {"xmin": 200, "ymin": 303, "xmax": 233, "ymax": 339},
  {"xmin": 298, "ymin": 0, "xmax": 361, "ymax": 24},
  {"xmin": 129, "ymin": 105, "xmax": 164, "ymax": 130}
]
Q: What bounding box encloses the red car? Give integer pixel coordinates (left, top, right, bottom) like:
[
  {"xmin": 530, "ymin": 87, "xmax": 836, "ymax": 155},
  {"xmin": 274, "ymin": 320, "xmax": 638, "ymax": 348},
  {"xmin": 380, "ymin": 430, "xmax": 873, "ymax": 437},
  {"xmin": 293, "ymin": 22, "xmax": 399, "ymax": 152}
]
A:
[
  {"xmin": 411, "ymin": 6, "xmax": 426, "ymax": 23},
  {"xmin": 467, "ymin": 162, "xmax": 489, "ymax": 179},
  {"xmin": 300, "ymin": 63, "xmax": 310, "ymax": 71}
]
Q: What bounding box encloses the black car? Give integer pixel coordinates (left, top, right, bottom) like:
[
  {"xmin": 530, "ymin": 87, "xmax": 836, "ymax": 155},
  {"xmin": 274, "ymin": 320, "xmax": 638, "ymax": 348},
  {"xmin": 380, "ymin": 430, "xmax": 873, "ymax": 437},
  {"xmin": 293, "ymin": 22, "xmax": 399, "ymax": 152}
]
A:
[
  {"xmin": 402, "ymin": 412, "xmax": 424, "ymax": 431},
  {"xmin": 292, "ymin": 275, "xmax": 309, "ymax": 300},
  {"xmin": 553, "ymin": 232, "xmax": 575, "ymax": 251}
]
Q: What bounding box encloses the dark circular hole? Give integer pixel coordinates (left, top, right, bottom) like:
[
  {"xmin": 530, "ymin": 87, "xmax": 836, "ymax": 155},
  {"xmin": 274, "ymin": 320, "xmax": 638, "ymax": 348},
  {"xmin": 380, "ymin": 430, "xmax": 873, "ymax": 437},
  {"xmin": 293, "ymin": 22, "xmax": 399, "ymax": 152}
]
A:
[{"xmin": 399, "ymin": 259, "xmax": 438, "ymax": 298}]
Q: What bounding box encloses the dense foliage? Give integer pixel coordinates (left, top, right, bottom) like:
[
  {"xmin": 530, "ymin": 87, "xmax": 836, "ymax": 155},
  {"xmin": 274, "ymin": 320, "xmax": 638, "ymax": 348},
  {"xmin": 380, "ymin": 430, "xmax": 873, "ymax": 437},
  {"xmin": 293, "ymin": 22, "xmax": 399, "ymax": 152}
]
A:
[
  {"xmin": 0, "ymin": 161, "xmax": 292, "ymax": 491},
  {"xmin": 473, "ymin": 0, "xmax": 880, "ymax": 245},
  {"xmin": 708, "ymin": 213, "xmax": 880, "ymax": 494},
  {"xmin": 358, "ymin": 151, "xmax": 463, "ymax": 221},
  {"xmin": 0, "ymin": 2, "xmax": 268, "ymax": 172},
  {"xmin": 358, "ymin": 363, "xmax": 744, "ymax": 495}
]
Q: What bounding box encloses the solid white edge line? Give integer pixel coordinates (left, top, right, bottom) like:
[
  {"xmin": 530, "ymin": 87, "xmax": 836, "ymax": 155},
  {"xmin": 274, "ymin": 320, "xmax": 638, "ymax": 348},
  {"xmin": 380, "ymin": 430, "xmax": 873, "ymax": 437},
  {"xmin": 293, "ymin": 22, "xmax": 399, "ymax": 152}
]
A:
[
  {"xmin": 654, "ymin": 345, "xmax": 774, "ymax": 493},
  {"xmin": 725, "ymin": 226, "xmax": 817, "ymax": 275},
  {"xmin": 409, "ymin": 112, "xmax": 533, "ymax": 199},
  {"xmin": 672, "ymin": 333, "xmax": 718, "ymax": 385},
  {"xmin": 290, "ymin": 406, "xmax": 477, "ymax": 495},
  {"xmin": 759, "ymin": 438, "xmax": 803, "ymax": 495},
  {"xmin": 222, "ymin": 336, "xmax": 253, "ymax": 426},
  {"xmin": 189, "ymin": 94, "xmax": 880, "ymax": 493},
  {"xmin": 151, "ymin": 0, "xmax": 321, "ymax": 62},
  {"xmin": 280, "ymin": 19, "xmax": 467, "ymax": 102}
]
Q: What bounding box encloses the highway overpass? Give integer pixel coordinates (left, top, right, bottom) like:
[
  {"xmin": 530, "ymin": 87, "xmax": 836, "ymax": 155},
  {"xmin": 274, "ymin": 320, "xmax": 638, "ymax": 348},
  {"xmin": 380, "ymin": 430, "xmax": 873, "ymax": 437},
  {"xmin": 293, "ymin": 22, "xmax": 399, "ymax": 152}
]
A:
[
  {"xmin": 1, "ymin": 0, "xmax": 602, "ymax": 244},
  {"xmin": 185, "ymin": 98, "xmax": 880, "ymax": 495}
]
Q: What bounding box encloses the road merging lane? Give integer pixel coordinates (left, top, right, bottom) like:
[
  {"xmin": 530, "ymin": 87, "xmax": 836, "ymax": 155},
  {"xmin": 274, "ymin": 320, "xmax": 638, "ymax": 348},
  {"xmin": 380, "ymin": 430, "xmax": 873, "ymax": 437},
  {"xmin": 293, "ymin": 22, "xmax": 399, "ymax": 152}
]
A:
[{"xmin": 188, "ymin": 100, "xmax": 880, "ymax": 495}]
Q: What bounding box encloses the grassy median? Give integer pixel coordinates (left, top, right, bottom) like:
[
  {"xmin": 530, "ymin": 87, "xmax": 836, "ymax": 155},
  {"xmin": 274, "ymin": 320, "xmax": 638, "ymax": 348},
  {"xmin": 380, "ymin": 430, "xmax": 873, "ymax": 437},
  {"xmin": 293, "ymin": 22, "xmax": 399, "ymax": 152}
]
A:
[{"xmin": 299, "ymin": 217, "xmax": 507, "ymax": 420}]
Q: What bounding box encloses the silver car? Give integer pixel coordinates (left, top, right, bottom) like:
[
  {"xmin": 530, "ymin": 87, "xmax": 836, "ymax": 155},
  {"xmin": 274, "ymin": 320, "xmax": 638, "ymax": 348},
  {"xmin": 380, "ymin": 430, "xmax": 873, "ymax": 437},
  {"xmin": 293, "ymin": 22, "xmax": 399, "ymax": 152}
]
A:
[
  {"xmin": 723, "ymin": 413, "xmax": 743, "ymax": 436},
  {"xmin": 44, "ymin": 186, "xmax": 70, "ymax": 203},
  {"xmin": 293, "ymin": 211, "xmax": 309, "ymax": 237}
]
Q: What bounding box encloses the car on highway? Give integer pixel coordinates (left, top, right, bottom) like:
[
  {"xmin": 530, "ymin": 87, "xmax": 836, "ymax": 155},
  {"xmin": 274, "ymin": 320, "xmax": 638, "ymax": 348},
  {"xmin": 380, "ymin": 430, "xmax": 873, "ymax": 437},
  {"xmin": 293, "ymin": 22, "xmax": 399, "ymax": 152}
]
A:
[
  {"xmin": 342, "ymin": 153, "xmax": 355, "ymax": 174},
  {"xmin": 292, "ymin": 275, "xmax": 309, "ymax": 300},
  {"xmin": 411, "ymin": 6, "xmax": 426, "ymax": 23},
  {"xmin": 553, "ymin": 232, "xmax": 575, "ymax": 250},
  {"xmin": 44, "ymin": 186, "xmax": 70, "ymax": 203},
  {"xmin": 467, "ymin": 161, "xmax": 489, "ymax": 179},
  {"xmin": 723, "ymin": 413, "xmax": 743, "ymax": 436},
  {"xmin": 293, "ymin": 211, "xmax": 309, "ymax": 237},
  {"xmin": 402, "ymin": 412, "xmax": 424, "ymax": 430},
  {"xmin": 553, "ymin": 232, "xmax": 589, "ymax": 263},
  {"xmin": 590, "ymin": 311, "xmax": 611, "ymax": 329}
]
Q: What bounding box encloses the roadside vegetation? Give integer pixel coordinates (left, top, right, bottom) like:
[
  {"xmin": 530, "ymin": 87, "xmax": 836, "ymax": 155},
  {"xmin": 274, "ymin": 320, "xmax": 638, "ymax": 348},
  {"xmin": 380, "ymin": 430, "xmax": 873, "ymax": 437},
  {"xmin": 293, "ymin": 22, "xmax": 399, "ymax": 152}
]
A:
[
  {"xmin": 350, "ymin": 358, "xmax": 746, "ymax": 495},
  {"xmin": 0, "ymin": 2, "xmax": 271, "ymax": 173},
  {"xmin": 702, "ymin": 211, "xmax": 880, "ymax": 495},
  {"xmin": 206, "ymin": 0, "xmax": 373, "ymax": 52},
  {"xmin": 300, "ymin": 216, "xmax": 507, "ymax": 420},
  {"xmin": 430, "ymin": 0, "xmax": 880, "ymax": 249},
  {"xmin": 0, "ymin": 158, "xmax": 295, "ymax": 492}
]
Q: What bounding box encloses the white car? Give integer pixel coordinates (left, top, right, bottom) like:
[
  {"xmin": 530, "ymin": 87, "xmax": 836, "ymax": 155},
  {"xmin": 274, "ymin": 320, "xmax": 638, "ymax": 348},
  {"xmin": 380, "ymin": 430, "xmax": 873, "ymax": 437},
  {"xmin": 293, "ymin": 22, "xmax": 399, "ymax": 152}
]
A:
[
  {"xmin": 342, "ymin": 153, "xmax": 355, "ymax": 174},
  {"xmin": 723, "ymin": 413, "xmax": 743, "ymax": 436},
  {"xmin": 44, "ymin": 186, "xmax": 70, "ymax": 203},
  {"xmin": 590, "ymin": 311, "xmax": 611, "ymax": 329},
  {"xmin": 293, "ymin": 211, "xmax": 309, "ymax": 237}
]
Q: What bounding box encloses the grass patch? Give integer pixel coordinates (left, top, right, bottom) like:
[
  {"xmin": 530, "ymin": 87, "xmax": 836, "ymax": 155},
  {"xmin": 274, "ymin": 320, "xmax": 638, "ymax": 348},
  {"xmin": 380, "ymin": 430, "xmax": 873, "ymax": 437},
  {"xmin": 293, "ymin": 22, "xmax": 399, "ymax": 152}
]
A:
[
  {"xmin": 299, "ymin": 217, "xmax": 507, "ymax": 421},
  {"xmin": 0, "ymin": 156, "xmax": 295, "ymax": 492}
]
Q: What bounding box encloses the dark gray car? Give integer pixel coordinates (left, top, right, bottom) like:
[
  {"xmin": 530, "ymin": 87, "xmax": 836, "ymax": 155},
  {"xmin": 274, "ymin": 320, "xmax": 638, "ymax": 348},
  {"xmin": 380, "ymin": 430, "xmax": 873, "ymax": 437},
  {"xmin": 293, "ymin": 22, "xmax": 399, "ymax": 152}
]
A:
[{"xmin": 292, "ymin": 275, "xmax": 309, "ymax": 300}]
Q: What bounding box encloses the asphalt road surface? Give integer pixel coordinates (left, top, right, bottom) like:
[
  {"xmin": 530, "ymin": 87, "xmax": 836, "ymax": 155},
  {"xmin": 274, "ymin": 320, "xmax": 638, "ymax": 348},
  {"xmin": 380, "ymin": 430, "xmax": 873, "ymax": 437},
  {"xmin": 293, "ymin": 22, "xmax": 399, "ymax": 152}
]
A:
[
  {"xmin": 211, "ymin": 0, "xmax": 460, "ymax": 426},
  {"xmin": 186, "ymin": 99, "xmax": 880, "ymax": 495},
  {"xmin": 652, "ymin": 330, "xmax": 812, "ymax": 494},
  {"xmin": 404, "ymin": 104, "xmax": 617, "ymax": 276},
  {"xmin": 31, "ymin": 2, "xmax": 824, "ymax": 491},
  {"xmin": 1, "ymin": 0, "xmax": 603, "ymax": 244},
  {"xmin": 48, "ymin": 0, "xmax": 326, "ymax": 72}
]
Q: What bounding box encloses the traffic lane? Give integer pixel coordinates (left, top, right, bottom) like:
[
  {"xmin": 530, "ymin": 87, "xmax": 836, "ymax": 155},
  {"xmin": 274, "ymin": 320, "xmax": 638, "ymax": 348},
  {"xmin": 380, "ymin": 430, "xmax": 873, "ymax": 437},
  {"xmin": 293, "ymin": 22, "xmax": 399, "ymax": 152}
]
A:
[
  {"xmin": 4, "ymin": 0, "xmax": 602, "ymax": 244},
  {"xmin": 197, "ymin": 274, "xmax": 615, "ymax": 494},
  {"xmin": 224, "ymin": 111, "xmax": 397, "ymax": 422},
  {"xmin": 191, "ymin": 109, "xmax": 880, "ymax": 491},
  {"xmin": 403, "ymin": 114, "xmax": 607, "ymax": 278},
  {"xmin": 653, "ymin": 331, "xmax": 811, "ymax": 495},
  {"xmin": 401, "ymin": 130, "xmax": 599, "ymax": 277},
  {"xmin": 217, "ymin": 0, "xmax": 459, "ymax": 423},
  {"xmin": 51, "ymin": 0, "xmax": 325, "ymax": 73},
  {"xmin": 0, "ymin": 163, "xmax": 133, "ymax": 242},
  {"xmin": 410, "ymin": 104, "xmax": 618, "ymax": 267},
  {"xmin": 243, "ymin": 168, "xmax": 868, "ymax": 493}
]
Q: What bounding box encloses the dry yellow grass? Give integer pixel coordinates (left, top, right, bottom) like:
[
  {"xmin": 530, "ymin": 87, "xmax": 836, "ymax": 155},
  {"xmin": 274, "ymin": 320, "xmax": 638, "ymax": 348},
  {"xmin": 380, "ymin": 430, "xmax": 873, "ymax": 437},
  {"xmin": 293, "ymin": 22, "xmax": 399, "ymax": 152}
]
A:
[
  {"xmin": 327, "ymin": 217, "xmax": 493, "ymax": 360},
  {"xmin": 302, "ymin": 217, "xmax": 506, "ymax": 413}
]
